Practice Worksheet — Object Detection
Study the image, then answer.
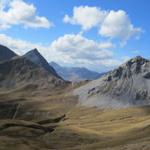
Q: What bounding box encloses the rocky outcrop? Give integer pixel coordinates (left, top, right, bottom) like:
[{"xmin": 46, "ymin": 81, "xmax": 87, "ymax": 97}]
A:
[{"xmin": 74, "ymin": 56, "xmax": 150, "ymax": 108}]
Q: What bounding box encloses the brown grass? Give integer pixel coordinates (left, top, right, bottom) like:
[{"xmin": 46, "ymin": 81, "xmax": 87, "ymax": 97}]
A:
[{"xmin": 0, "ymin": 88, "xmax": 150, "ymax": 150}]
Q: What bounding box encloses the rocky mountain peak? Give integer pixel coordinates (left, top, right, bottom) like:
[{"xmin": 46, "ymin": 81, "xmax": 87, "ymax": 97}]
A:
[
  {"xmin": 106, "ymin": 56, "xmax": 150, "ymax": 81},
  {"xmin": 0, "ymin": 56, "xmax": 65, "ymax": 90},
  {"xmin": 130, "ymin": 56, "xmax": 148, "ymax": 62},
  {"xmin": 123, "ymin": 56, "xmax": 149, "ymax": 67},
  {"xmin": 28, "ymin": 48, "xmax": 40, "ymax": 55},
  {"xmin": 24, "ymin": 49, "xmax": 61, "ymax": 78},
  {"xmin": 74, "ymin": 56, "xmax": 150, "ymax": 108},
  {"xmin": 0, "ymin": 44, "xmax": 17, "ymax": 62},
  {"xmin": 74, "ymin": 56, "xmax": 150, "ymax": 107}
]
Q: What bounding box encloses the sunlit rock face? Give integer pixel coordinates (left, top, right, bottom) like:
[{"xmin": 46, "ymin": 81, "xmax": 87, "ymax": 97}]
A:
[{"xmin": 74, "ymin": 56, "xmax": 150, "ymax": 108}]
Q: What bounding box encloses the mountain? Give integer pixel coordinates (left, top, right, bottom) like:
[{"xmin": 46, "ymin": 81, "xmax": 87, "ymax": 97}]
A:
[
  {"xmin": 0, "ymin": 44, "xmax": 17, "ymax": 62},
  {"xmin": 74, "ymin": 56, "xmax": 150, "ymax": 108},
  {"xmin": 24, "ymin": 49, "xmax": 61, "ymax": 78},
  {"xmin": 50, "ymin": 61, "xmax": 102, "ymax": 82},
  {"xmin": 0, "ymin": 56, "xmax": 65, "ymax": 90},
  {"xmin": 0, "ymin": 46, "xmax": 150, "ymax": 150}
]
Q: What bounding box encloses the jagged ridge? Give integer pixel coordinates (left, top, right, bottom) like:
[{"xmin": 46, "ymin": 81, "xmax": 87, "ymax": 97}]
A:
[
  {"xmin": 74, "ymin": 56, "xmax": 150, "ymax": 108},
  {"xmin": 0, "ymin": 56, "xmax": 65, "ymax": 90},
  {"xmin": 24, "ymin": 49, "xmax": 61, "ymax": 78}
]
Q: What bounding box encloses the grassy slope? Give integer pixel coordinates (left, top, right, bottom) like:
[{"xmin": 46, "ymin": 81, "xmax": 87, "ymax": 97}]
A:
[
  {"xmin": 0, "ymin": 87, "xmax": 150, "ymax": 150},
  {"xmin": 0, "ymin": 86, "xmax": 77, "ymax": 150},
  {"xmin": 47, "ymin": 106, "xmax": 150, "ymax": 150},
  {"xmin": 0, "ymin": 84, "xmax": 77, "ymax": 120}
]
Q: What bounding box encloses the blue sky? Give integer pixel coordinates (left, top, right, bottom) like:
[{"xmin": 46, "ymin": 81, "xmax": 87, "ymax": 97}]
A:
[{"xmin": 0, "ymin": 0, "xmax": 149, "ymax": 72}]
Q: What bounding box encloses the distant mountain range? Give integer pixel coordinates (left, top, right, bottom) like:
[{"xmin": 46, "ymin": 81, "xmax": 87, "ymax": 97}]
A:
[{"xmin": 50, "ymin": 62, "xmax": 103, "ymax": 82}]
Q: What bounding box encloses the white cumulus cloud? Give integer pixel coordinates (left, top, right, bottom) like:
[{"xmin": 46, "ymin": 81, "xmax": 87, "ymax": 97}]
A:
[
  {"xmin": 63, "ymin": 6, "xmax": 107, "ymax": 30},
  {"xmin": 0, "ymin": 0, "xmax": 53, "ymax": 29},
  {"xmin": 63, "ymin": 6, "xmax": 142, "ymax": 43},
  {"xmin": 50, "ymin": 34, "xmax": 114, "ymax": 60},
  {"xmin": 99, "ymin": 10, "xmax": 142, "ymax": 43}
]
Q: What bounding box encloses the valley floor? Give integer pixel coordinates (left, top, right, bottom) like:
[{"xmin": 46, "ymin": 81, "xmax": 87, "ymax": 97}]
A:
[
  {"xmin": 0, "ymin": 90, "xmax": 150, "ymax": 150},
  {"xmin": 47, "ymin": 106, "xmax": 150, "ymax": 150}
]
